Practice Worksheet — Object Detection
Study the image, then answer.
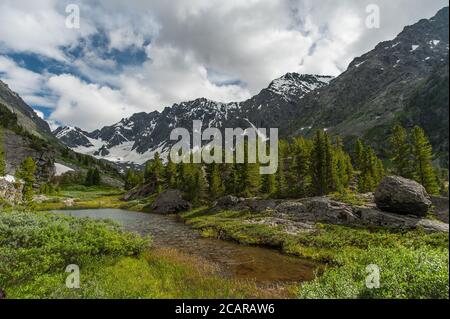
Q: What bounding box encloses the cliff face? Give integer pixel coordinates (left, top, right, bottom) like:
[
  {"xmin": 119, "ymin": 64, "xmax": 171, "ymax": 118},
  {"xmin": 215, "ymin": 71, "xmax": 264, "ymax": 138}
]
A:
[
  {"xmin": 0, "ymin": 80, "xmax": 52, "ymax": 139},
  {"xmin": 2, "ymin": 130, "xmax": 55, "ymax": 185}
]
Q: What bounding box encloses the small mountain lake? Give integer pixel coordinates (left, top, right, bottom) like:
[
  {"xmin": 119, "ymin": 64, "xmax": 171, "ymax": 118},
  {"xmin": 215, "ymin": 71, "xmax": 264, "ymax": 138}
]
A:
[{"xmin": 51, "ymin": 208, "xmax": 319, "ymax": 283}]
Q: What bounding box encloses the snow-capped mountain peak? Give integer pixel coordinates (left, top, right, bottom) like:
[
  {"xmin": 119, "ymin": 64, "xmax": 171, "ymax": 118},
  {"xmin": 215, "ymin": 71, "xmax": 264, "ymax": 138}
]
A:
[{"xmin": 54, "ymin": 72, "xmax": 334, "ymax": 165}]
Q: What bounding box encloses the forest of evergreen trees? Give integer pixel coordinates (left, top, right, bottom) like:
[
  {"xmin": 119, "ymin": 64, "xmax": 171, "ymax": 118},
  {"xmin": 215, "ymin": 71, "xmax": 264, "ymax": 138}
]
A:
[
  {"xmin": 0, "ymin": 121, "xmax": 445, "ymax": 204},
  {"xmin": 124, "ymin": 125, "xmax": 446, "ymax": 204}
]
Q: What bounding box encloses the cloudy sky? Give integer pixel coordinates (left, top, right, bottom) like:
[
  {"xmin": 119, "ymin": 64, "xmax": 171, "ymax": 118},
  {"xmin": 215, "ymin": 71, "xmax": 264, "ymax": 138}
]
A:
[{"xmin": 0, "ymin": 0, "xmax": 448, "ymax": 131}]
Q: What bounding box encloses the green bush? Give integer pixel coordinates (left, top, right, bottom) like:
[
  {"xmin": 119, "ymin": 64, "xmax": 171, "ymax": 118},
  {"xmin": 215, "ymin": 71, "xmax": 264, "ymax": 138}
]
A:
[
  {"xmin": 298, "ymin": 247, "xmax": 449, "ymax": 299},
  {"xmin": 0, "ymin": 211, "xmax": 149, "ymax": 287}
]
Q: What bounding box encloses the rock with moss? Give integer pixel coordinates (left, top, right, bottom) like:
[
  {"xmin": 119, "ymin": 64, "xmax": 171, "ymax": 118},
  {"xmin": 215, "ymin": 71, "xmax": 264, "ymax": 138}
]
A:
[{"xmin": 374, "ymin": 175, "xmax": 432, "ymax": 217}]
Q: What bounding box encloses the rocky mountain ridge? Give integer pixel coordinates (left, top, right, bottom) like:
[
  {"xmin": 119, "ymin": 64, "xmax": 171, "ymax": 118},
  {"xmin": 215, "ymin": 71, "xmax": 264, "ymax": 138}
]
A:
[
  {"xmin": 54, "ymin": 73, "xmax": 334, "ymax": 165},
  {"xmin": 54, "ymin": 7, "xmax": 449, "ymax": 166}
]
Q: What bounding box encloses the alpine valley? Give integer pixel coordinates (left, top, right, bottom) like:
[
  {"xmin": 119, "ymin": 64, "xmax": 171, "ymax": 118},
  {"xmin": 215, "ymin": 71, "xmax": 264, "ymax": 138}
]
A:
[{"xmin": 53, "ymin": 7, "xmax": 449, "ymax": 168}]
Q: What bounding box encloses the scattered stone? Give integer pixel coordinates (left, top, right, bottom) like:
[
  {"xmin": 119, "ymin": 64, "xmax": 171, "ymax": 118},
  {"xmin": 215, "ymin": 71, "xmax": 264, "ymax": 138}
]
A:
[
  {"xmin": 374, "ymin": 176, "xmax": 432, "ymax": 217},
  {"xmin": 148, "ymin": 189, "xmax": 192, "ymax": 214},
  {"xmin": 33, "ymin": 194, "xmax": 50, "ymax": 203},
  {"xmin": 211, "ymin": 193, "xmax": 448, "ymax": 233},
  {"xmin": 0, "ymin": 176, "xmax": 23, "ymax": 204},
  {"xmin": 62, "ymin": 198, "xmax": 75, "ymax": 207}
]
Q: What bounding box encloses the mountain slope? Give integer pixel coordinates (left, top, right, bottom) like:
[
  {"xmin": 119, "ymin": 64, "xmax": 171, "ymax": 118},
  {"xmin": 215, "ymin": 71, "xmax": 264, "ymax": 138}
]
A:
[
  {"xmin": 0, "ymin": 80, "xmax": 52, "ymax": 140},
  {"xmin": 55, "ymin": 7, "xmax": 449, "ymax": 166},
  {"xmin": 287, "ymin": 7, "xmax": 449, "ymax": 163},
  {"xmin": 54, "ymin": 74, "xmax": 333, "ymax": 165}
]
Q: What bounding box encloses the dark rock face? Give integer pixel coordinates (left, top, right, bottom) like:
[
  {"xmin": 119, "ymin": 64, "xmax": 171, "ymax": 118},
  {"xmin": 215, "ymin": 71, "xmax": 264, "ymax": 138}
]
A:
[
  {"xmin": 147, "ymin": 189, "xmax": 192, "ymax": 214},
  {"xmin": 0, "ymin": 80, "xmax": 51, "ymax": 138},
  {"xmin": 289, "ymin": 8, "xmax": 449, "ymax": 166},
  {"xmin": 2, "ymin": 130, "xmax": 55, "ymax": 184},
  {"xmin": 53, "ymin": 127, "xmax": 94, "ymax": 148},
  {"xmin": 123, "ymin": 183, "xmax": 156, "ymax": 201},
  {"xmin": 374, "ymin": 176, "xmax": 432, "ymax": 217}
]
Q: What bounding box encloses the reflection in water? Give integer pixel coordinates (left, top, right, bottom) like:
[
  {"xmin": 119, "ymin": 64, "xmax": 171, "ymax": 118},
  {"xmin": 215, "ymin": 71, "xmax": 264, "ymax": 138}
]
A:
[{"xmin": 53, "ymin": 209, "xmax": 318, "ymax": 283}]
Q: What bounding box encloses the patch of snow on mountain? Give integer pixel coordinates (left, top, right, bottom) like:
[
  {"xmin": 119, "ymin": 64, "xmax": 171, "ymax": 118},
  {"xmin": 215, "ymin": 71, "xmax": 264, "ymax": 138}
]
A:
[
  {"xmin": 55, "ymin": 126, "xmax": 75, "ymax": 139},
  {"xmin": 54, "ymin": 163, "xmax": 74, "ymax": 176}
]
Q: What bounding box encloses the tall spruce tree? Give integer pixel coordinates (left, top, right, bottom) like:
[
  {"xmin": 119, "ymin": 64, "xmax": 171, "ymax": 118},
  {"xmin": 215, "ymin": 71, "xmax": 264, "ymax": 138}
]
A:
[
  {"xmin": 335, "ymin": 145, "xmax": 354, "ymax": 191},
  {"xmin": 125, "ymin": 168, "xmax": 142, "ymax": 190},
  {"xmin": 291, "ymin": 137, "xmax": 312, "ymax": 197},
  {"xmin": 165, "ymin": 158, "xmax": 178, "ymax": 189},
  {"xmin": 354, "ymin": 139, "xmax": 365, "ymax": 171},
  {"xmin": 238, "ymin": 142, "xmax": 261, "ymax": 197},
  {"xmin": 16, "ymin": 157, "xmax": 36, "ymax": 201},
  {"xmin": 208, "ymin": 162, "xmax": 224, "ymax": 199},
  {"xmin": 357, "ymin": 144, "xmax": 384, "ymax": 193},
  {"xmin": 144, "ymin": 153, "xmax": 165, "ymax": 193},
  {"xmin": 224, "ymin": 163, "xmax": 239, "ymax": 195},
  {"xmin": 389, "ymin": 125, "xmax": 413, "ymax": 178},
  {"xmin": 310, "ymin": 130, "xmax": 337, "ymax": 196},
  {"xmin": 275, "ymin": 140, "xmax": 288, "ymax": 198},
  {"xmin": 411, "ymin": 126, "xmax": 439, "ymax": 194}
]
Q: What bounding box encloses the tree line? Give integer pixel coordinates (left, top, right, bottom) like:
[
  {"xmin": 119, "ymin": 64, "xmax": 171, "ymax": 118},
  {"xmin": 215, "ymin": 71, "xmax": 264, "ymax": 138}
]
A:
[{"xmin": 124, "ymin": 124, "xmax": 444, "ymax": 204}]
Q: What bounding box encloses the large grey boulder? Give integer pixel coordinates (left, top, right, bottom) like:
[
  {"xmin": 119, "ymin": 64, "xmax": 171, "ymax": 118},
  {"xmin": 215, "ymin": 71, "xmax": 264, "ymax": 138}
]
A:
[
  {"xmin": 148, "ymin": 189, "xmax": 191, "ymax": 214},
  {"xmin": 374, "ymin": 176, "xmax": 432, "ymax": 217}
]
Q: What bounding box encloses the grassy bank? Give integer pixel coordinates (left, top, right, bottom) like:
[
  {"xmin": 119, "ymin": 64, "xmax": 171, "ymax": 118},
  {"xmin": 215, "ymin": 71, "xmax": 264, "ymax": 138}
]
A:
[
  {"xmin": 32, "ymin": 185, "xmax": 126, "ymax": 211},
  {"xmin": 0, "ymin": 210, "xmax": 264, "ymax": 299},
  {"xmin": 181, "ymin": 208, "xmax": 449, "ymax": 299}
]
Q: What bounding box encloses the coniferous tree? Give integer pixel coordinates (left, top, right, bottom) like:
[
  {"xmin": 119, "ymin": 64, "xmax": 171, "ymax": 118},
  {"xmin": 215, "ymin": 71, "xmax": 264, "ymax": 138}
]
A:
[
  {"xmin": 16, "ymin": 157, "xmax": 36, "ymax": 201},
  {"xmin": 310, "ymin": 131, "xmax": 337, "ymax": 195},
  {"xmin": 275, "ymin": 141, "xmax": 288, "ymax": 198},
  {"xmin": 125, "ymin": 168, "xmax": 142, "ymax": 190},
  {"xmin": 165, "ymin": 158, "xmax": 178, "ymax": 189},
  {"xmin": 208, "ymin": 162, "xmax": 224, "ymax": 199},
  {"xmin": 184, "ymin": 164, "xmax": 207, "ymax": 204},
  {"xmin": 354, "ymin": 139, "xmax": 365, "ymax": 171},
  {"xmin": 389, "ymin": 124, "xmax": 413, "ymax": 178},
  {"xmin": 357, "ymin": 144, "xmax": 384, "ymax": 193},
  {"xmin": 85, "ymin": 168, "xmax": 101, "ymax": 186},
  {"xmin": 224, "ymin": 163, "xmax": 239, "ymax": 195},
  {"xmin": 85, "ymin": 168, "xmax": 94, "ymax": 186},
  {"xmin": 335, "ymin": 146, "xmax": 354, "ymax": 190},
  {"xmin": 92, "ymin": 168, "xmax": 101, "ymax": 185},
  {"xmin": 290, "ymin": 137, "xmax": 312, "ymax": 197},
  {"xmin": 261, "ymin": 173, "xmax": 276, "ymax": 196},
  {"xmin": 144, "ymin": 153, "xmax": 165, "ymax": 193},
  {"xmin": 238, "ymin": 142, "xmax": 261, "ymax": 197},
  {"xmin": 411, "ymin": 126, "xmax": 439, "ymax": 194},
  {"xmin": 0, "ymin": 130, "xmax": 6, "ymax": 176}
]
